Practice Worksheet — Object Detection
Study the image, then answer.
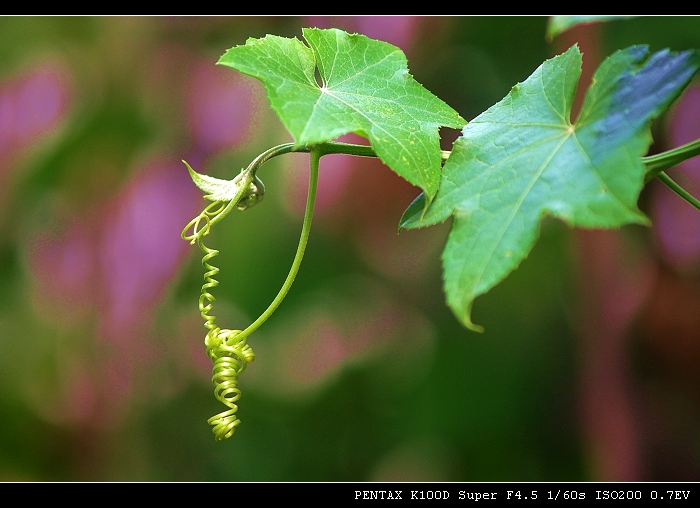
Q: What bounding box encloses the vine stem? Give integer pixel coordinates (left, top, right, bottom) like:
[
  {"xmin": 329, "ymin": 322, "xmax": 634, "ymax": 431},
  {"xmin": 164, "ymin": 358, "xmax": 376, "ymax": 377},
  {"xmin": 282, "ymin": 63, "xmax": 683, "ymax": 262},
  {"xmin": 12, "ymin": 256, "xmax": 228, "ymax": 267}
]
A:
[
  {"xmin": 655, "ymin": 171, "xmax": 700, "ymax": 212},
  {"xmin": 261, "ymin": 138, "xmax": 700, "ymax": 177},
  {"xmin": 258, "ymin": 140, "xmax": 451, "ymax": 162},
  {"xmin": 642, "ymin": 138, "xmax": 700, "ymax": 212},
  {"xmin": 264, "ymin": 138, "xmax": 700, "ymax": 185},
  {"xmin": 643, "ymin": 138, "xmax": 700, "ymax": 182},
  {"xmin": 236, "ymin": 146, "xmax": 321, "ymax": 340},
  {"xmin": 227, "ymin": 138, "xmax": 700, "ymax": 252}
]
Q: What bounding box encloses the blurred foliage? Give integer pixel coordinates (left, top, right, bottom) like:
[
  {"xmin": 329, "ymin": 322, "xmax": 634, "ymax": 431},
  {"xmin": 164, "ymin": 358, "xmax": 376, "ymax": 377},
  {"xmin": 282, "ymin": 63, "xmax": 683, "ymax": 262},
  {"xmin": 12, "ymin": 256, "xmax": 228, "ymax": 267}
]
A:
[{"xmin": 1, "ymin": 16, "xmax": 700, "ymax": 482}]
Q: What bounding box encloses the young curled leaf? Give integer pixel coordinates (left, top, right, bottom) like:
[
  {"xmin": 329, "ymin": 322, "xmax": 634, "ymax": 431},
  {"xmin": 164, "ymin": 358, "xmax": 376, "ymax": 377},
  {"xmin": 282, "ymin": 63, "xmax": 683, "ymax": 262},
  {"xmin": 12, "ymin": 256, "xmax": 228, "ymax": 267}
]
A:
[
  {"xmin": 184, "ymin": 160, "xmax": 264, "ymax": 211},
  {"xmin": 184, "ymin": 160, "xmax": 246, "ymax": 202}
]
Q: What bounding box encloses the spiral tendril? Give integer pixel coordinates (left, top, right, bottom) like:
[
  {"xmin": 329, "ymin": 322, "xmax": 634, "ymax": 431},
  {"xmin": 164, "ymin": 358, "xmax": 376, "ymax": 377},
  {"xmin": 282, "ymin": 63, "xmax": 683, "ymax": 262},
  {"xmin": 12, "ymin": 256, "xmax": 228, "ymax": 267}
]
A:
[
  {"xmin": 206, "ymin": 328, "xmax": 255, "ymax": 440},
  {"xmin": 182, "ymin": 151, "xmax": 319, "ymax": 441},
  {"xmin": 182, "ymin": 198, "xmax": 255, "ymax": 441}
]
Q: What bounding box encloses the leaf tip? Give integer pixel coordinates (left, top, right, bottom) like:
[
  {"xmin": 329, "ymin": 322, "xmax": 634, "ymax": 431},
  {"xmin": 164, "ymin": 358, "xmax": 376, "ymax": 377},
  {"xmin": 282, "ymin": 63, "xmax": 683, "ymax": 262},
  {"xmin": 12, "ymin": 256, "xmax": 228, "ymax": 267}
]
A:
[
  {"xmin": 183, "ymin": 160, "xmax": 197, "ymax": 180},
  {"xmin": 455, "ymin": 301, "xmax": 484, "ymax": 333},
  {"xmin": 398, "ymin": 192, "xmax": 427, "ymax": 231},
  {"xmin": 463, "ymin": 319, "xmax": 485, "ymax": 334},
  {"xmin": 456, "ymin": 310, "xmax": 485, "ymax": 333}
]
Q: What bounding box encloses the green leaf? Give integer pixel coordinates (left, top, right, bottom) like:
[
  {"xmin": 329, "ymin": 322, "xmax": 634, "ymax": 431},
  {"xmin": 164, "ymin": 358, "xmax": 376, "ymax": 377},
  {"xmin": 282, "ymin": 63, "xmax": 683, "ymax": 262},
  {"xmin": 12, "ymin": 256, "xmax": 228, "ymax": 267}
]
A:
[
  {"xmin": 546, "ymin": 15, "xmax": 636, "ymax": 41},
  {"xmin": 217, "ymin": 27, "xmax": 465, "ymax": 203},
  {"xmin": 404, "ymin": 44, "xmax": 700, "ymax": 331}
]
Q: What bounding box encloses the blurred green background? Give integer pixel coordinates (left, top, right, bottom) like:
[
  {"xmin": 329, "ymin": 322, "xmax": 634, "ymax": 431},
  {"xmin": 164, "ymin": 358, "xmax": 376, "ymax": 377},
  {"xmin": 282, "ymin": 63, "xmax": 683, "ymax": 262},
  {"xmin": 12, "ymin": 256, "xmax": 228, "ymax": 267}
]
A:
[{"xmin": 2, "ymin": 15, "xmax": 700, "ymax": 482}]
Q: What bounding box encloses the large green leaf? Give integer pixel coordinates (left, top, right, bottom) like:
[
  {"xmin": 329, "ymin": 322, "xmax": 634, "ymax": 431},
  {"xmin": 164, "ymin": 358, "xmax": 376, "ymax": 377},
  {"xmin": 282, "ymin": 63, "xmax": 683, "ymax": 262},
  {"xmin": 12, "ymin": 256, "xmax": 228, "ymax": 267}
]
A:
[
  {"xmin": 217, "ymin": 27, "xmax": 465, "ymax": 203},
  {"xmin": 403, "ymin": 44, "xmax": 700, "ymax": 331}
]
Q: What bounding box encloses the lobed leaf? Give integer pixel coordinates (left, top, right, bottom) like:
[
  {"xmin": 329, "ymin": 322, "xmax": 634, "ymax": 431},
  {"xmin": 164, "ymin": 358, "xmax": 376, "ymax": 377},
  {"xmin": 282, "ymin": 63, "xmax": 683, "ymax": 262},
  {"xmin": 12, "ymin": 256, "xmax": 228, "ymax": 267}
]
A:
[
  {"xmin": 403, "ymin": 44, "xmax": 700, "ymax": 331},
  {"xmin": 217, "ymin": 28, "xmax": 465, "ymax": 203}
]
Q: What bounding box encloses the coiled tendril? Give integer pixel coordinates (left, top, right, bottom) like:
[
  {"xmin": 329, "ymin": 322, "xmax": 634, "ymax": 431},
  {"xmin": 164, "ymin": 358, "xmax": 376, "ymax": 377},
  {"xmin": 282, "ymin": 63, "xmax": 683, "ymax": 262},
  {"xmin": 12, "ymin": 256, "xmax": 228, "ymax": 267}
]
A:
[
  {"xmin": 182, "ymin": 147, "xmax": 320, "ymax": 441},
  {"xmin": 182, "ymin": 199, "xmax": 257, "ymax": 440}
]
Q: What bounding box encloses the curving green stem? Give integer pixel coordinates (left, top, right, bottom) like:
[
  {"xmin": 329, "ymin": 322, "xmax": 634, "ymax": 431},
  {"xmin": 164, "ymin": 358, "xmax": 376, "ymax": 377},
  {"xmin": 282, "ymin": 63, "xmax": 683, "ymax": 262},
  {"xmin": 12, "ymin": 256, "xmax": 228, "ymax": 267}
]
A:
[
  {"xmin": 655, "ymin": 171, "xmax": 700, "ymax": 213},
  {"xmin": 235, "ymin": 146, "xmax": 321, "ymax": 341},
  {"xmin": 643, "ymin": 138, "xmax": 700, "ymax": 183},
  {"xmin": 245, "ymin": 139, "xmax": 451, "ymax": 165},
  {"xmin": 253, "ymin": 137, "xmax": 700, "ymax": 183},
  {"xmin": 642, "ymin": 138, "xmax": 700, "ymax": 212}
]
